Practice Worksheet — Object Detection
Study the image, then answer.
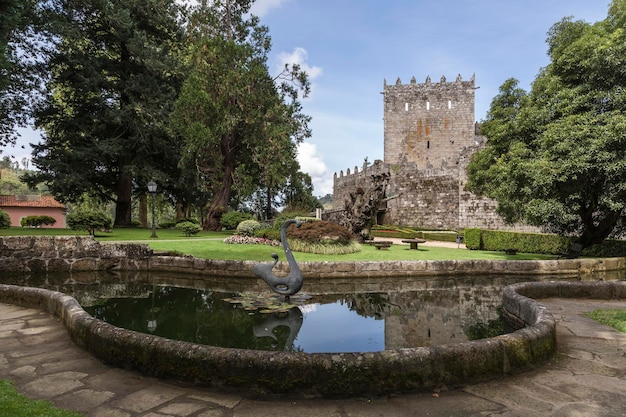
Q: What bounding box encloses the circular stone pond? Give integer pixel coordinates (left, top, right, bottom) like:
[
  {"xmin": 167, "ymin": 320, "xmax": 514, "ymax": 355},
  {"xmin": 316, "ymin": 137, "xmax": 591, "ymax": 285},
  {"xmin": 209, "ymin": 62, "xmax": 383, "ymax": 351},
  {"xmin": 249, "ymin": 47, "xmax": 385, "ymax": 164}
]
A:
[{"xmin": 48, "ymin": 273, "xmax": 524, "ymax": 353}]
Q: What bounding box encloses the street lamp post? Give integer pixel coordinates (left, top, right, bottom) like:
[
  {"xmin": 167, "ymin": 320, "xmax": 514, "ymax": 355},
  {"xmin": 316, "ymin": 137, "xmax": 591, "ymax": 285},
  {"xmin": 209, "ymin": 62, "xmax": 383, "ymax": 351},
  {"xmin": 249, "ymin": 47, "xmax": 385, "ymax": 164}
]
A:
[{"xmin": 147, "ymin": 181, "xmax": 158, "ymax": 238}]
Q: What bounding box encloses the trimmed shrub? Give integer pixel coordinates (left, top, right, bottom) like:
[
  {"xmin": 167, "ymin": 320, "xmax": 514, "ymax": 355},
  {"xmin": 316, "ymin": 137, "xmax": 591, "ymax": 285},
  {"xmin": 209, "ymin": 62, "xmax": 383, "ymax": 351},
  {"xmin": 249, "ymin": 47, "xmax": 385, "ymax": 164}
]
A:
[
  {"xmin": 20, "ymin": 215, "xmax": 57, "ymax": 228},
  {"xmin": 176, "ymin": 221, "xmax": 202, "ymax": 236},
  {"xmin": 66, "ymin": 210, "xmax": 112, "ymax": 236},
  {"xmin": 464, "ymin": 228, "xmax": 573, "ymax": 254},
  {"xmin": 0, "ymin": 210, "xmax": 10, "ymax": 229},
  {"xmin": 463, "ymin": 228, "xmax": 482, "ymax": 250},
  {"xmin": 221, "ymin": 211, "xmax": 253, "ymax": 230},
  {"xmin": 371, "ymin": 225, "xmax": 420, "ymax": 239},
  {"xmin": 236, "ymin": 219, "xmax": 261, "ymax": 236},
  {"xmin": 176, "ymin": 217, "xmax": 199, "ymax": 224},
  {"xmin": 285, "ymin": 220, "xmax": 361, "ymax": 254},
  {"xmin": 287, "ymin": 220, "xmax": 354, "ymax": 245},
  {"xmin": 288, "ymin": 238, "xmax": 362, "ymax": 255}
]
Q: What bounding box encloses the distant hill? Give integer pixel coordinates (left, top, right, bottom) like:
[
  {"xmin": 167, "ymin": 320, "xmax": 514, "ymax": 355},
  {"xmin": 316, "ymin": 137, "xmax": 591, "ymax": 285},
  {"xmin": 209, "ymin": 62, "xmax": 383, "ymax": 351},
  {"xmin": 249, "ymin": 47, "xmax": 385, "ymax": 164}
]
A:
[{"xmin": 317, "ymin": 194, "xmax": 333, "ymax": 209}]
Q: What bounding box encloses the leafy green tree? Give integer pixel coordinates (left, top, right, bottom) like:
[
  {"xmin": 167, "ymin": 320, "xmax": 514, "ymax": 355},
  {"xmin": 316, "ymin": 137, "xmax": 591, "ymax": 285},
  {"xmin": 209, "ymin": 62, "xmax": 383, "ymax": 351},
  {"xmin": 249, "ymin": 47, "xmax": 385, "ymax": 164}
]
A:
[
  {"xmin": 66, "ymin": 209, "xmax": 112, "ymax": 235},
  {"xmin": 24, "ymin": 0, "xmax": 185, "ymax": 226},
  {"xmin": 0, "ymin": 0, "xmax": 39, "ymax": 148},
  {"xmin": 467, "ymin": 1, "xmax": 626, "ymax": 247},
  {"xmin": 170, "ymin": 0, "xmax": 311, "ymax": 230},
  {"xmin": 282, "ymin": 171, "xmax": 323, "ymax": 213}
]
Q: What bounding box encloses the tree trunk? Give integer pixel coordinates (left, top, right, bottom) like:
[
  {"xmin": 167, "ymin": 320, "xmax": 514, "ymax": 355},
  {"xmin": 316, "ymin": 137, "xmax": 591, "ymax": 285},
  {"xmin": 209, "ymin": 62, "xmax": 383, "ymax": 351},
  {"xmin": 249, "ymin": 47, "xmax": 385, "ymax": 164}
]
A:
[
  {"xmin": 205, "ymin": 187, "xmax": 230, "ymax": 230},
  {"xmin": 205, "ymin": 162, "xmax": 234, "ymax": 231},
  {"xmin": 114, "ymin": 163, "xmax": 134, "ymax": 226},
  {"xmin": 579, "ymin": 210, "xmax": 622, "ymax": 247}
]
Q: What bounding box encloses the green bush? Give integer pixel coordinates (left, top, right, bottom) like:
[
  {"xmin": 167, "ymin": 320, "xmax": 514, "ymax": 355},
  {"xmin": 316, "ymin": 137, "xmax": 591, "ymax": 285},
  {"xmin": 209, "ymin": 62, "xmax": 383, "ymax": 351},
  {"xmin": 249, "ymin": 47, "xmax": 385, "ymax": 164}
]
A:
[
  {"xmin": 288, "ymin": 238, "xmax": 362, "ymax": 254},
  {"xmin": 287, "ymin": 220, "xmax": 354, "ymax": 245},
  {"xmin": 0, "ymin": 210, "xmax": 10, "ymax": 229},
  {"xmin": 175, "ymin": 221, "xmax": 202, "ymax": 237},
  {"xmin": 464, "ymin": 228, "xmax": 572, "ymax": 254},
  {"xmin": 20, "ymin": 215, "xmax": 57, "ymax": 228},
  {"xmin": 176, "ymin": 217, "xmax": 199, "ymax": 224},
  {"xmin": 285, "ymin": 221, "xmax": 361, "ymax": 254},
  {"xmin": 236, "ymin": 219, "xmax": 261, "ymax": 236},
  {"xmin": 463, "ymin": 228, "xmax": 482, "ymax": 250},
  {"xmin": 371, "ymin": 225, "xmax": 420, "ymax": 239},
  {"xmin": 66, "ymin": 210, "xmax": 112, "ymax": 236},
  {"xmin": 159, "ymin": 221, "xmax": 177, "ymax": 229},
  {"xmin": 583, "ymin": 240, "xmax": 626, "ymax": 257},
  {"xmin": 221, "ymin": 211, "xmax": 253, "ymax": 230},
  {"xmin": 254, "ymin": 227, "xmax": 280, "ymax": 241}
]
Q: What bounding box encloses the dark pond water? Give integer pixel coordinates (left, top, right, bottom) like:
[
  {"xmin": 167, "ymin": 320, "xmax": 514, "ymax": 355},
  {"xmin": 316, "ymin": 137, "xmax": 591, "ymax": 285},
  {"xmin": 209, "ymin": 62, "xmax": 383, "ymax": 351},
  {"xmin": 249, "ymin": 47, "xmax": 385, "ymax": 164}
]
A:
[
  {"xmin": 85, "ymin": 285, "xmax": 387, "ymax": 353},
  {"xmin": 1, "ymin": 271, "xmax": 547, "ymax": 353}
]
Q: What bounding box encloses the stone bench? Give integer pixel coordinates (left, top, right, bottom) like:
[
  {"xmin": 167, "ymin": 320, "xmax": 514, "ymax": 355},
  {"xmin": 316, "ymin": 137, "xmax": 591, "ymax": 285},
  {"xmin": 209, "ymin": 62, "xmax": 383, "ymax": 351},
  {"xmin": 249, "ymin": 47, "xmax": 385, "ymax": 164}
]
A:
[
  {"xmin": 401, "ymin": 239, "xmax": 426, "ymax": 250},
  {"xmin": 368, "ymin": 241, "xmax": 393, "ymax": 250}
]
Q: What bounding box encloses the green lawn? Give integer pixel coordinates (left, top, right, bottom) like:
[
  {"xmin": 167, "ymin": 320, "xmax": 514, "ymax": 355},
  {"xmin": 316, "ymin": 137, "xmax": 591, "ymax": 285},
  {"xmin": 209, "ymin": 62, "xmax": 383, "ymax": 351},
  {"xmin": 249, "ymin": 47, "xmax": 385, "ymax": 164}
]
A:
[
  {"xmin": 0, "ymin": 380, "xmax": 84, "ymax": 417},
  {"xmin": 585, "ymin": 309, "xmax": 626, "ymax": 334},
  {"xmin": 0, "ymin": 226, "xmax": 556, "ymax": 261},
  {"xmin": 146, "ymin": 238, "xmax": 556, "ymax": 261}
]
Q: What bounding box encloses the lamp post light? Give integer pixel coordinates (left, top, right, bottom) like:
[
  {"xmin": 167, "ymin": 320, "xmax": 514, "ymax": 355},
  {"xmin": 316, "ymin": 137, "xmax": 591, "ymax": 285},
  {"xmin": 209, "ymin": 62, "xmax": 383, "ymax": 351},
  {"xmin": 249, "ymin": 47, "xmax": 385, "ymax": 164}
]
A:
[{"xmin": 147, "ymin": 181, "xmax": 158, "ymax": 238}]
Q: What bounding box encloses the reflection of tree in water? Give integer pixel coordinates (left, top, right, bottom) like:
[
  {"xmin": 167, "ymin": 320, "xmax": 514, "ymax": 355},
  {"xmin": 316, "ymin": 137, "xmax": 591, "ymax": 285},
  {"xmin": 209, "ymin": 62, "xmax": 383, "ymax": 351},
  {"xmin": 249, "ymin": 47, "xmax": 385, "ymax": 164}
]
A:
[
  {"xmin": 343, "ymin": 293, "xmax": 392, "ymax": 319},
  {"xmin": 82, "ymin": 284, "xmax": 305, "ymax": 351}
]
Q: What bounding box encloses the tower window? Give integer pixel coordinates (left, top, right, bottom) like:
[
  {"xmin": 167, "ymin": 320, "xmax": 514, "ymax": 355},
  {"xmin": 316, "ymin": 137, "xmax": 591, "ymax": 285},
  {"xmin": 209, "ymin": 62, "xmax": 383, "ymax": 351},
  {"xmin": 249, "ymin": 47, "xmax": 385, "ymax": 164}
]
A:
[
  {"xmin": 427, "ymin": 140, "xmax": 430, "ymax": 149},
  {"xmin": 405, "ymin": 103, "xmax": 409, "ymax": 111},
  {"xmin": 448, "ymin": 100, "xmax": 452, "ymax": 109},
  {"xmin": 426, "ymin": 101, "xmax": 430, "ymax": 111}
]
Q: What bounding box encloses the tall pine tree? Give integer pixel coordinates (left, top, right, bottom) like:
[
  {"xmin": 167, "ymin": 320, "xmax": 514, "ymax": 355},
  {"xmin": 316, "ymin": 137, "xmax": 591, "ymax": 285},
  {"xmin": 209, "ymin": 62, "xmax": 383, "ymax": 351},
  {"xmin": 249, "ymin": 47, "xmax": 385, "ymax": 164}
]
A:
[
  {"xmin": 26, "ymin": 0, "xmax": 184, "ymax": 226},
  {"xmin": 171, "ymin": 0, "xmax": 311, "ymax": 230}
]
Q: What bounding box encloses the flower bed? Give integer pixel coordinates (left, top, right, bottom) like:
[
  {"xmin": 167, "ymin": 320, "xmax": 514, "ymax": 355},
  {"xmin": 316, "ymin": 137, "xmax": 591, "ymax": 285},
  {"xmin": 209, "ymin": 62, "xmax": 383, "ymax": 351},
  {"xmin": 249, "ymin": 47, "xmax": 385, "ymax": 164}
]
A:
[{"xmin": 223, "ymin": 235, "xmax": 279, "ymax": 246}]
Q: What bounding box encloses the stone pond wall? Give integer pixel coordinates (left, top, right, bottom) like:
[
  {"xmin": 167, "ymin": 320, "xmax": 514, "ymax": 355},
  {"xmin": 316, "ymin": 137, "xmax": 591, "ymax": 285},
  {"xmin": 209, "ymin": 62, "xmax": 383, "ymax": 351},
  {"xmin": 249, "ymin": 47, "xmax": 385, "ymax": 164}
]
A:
[{"xmin": 1, "ymin": 236, "xmax": 625, "ymax": 397}]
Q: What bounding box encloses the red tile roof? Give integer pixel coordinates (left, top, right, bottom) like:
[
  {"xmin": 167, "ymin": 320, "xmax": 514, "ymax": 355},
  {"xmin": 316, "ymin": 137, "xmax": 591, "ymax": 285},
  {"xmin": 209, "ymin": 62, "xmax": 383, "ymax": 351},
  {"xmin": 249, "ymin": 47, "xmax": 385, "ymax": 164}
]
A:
[{"xmin": 0, "ymin": 195, "xmax": 65, "ymax": 208}]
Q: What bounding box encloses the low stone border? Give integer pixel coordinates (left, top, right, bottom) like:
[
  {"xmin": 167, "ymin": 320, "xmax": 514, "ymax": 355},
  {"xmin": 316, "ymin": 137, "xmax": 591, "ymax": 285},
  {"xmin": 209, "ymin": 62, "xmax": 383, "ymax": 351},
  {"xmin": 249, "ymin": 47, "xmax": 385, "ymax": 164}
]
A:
[
  {"xmin": 2, "ymin": 280, "xmax": 623, "ymax": 397},
  {"xmin": 3, "ymin": 235, "xmax": 625, "ymax": 279}
]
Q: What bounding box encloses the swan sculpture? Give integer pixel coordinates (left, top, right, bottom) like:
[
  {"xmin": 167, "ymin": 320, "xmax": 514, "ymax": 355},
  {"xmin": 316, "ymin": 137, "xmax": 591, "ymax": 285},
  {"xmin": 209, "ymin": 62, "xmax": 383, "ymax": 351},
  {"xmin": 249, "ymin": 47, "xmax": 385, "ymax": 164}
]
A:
[{"xmin": 252, "ymin": 219, "xmax": 303, "ymax": 296}]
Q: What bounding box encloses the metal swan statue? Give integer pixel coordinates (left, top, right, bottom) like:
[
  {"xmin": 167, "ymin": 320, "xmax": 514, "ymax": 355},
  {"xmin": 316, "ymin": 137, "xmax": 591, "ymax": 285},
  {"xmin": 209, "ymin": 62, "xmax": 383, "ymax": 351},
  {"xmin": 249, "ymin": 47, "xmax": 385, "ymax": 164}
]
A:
[{"xmin": 252, "ymin": 219, "xmax": 303, "ymax": 297}]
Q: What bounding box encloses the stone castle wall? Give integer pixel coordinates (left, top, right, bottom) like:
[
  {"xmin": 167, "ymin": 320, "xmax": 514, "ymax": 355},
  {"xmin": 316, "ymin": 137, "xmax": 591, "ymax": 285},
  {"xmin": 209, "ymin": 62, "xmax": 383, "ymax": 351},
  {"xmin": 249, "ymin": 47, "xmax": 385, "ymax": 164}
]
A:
[
  {"xmin": 332, "ymin": 74, "xmax": 539, "ymax": 232},
  {"xmin": 383, "ymin": 74, "xmax": 476, "ymax": 169}
]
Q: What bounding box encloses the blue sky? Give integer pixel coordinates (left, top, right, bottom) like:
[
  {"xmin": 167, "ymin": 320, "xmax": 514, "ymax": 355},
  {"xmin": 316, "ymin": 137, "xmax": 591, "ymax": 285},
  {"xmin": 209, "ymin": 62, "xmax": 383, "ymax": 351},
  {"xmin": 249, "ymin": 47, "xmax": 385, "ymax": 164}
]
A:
[
  {"xmin": 7, "ymin": 0, "xmax": 611, "ymax": 198},
  {"xmin": 252, "ymin": 0, "xmax": 610, "ymax": 196}
]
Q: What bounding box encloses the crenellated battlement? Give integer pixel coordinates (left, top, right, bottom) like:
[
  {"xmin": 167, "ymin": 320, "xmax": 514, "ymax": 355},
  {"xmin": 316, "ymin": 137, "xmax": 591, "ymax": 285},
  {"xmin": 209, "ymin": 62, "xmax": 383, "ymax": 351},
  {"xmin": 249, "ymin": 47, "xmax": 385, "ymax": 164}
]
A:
[{"xmin": 383, "ymin": 73, "xmax": 475, "ymax": 89}]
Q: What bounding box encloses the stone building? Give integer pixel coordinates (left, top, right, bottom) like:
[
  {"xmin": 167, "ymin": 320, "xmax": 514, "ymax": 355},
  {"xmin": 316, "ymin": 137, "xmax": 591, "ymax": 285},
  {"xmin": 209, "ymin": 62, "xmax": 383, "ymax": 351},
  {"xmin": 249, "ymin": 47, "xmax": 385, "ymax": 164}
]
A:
[{"xmin": 330, "ymin": 74, "xmax": 534, "ymax": 232}]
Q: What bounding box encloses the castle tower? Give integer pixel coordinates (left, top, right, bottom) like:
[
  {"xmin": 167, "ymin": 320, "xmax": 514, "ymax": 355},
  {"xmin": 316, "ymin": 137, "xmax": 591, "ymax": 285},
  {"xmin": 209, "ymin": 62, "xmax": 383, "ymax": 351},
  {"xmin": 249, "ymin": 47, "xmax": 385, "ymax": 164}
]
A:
[{"xmin": 383, "ymin": 74, "xmax": 477, "ymax": 169}]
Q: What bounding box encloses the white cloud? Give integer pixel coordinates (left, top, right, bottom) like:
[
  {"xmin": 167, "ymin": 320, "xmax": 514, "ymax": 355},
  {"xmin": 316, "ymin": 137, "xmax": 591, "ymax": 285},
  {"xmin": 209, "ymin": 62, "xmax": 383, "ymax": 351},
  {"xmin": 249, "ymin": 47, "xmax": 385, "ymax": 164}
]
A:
[
  {"xmin": 275, "ymin": 47, "xmax": 323, "ymax": 104},
  {"xmin": 297, "ymin": 142, "xmax": 333, "ymax": 197},
  {"xmin": 250, "ymin": 0, "xmax": 291, "ymax": 18},
  {"xmin": 277, "ymin": 47, "xmax": 323, "ymax": 88}
]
